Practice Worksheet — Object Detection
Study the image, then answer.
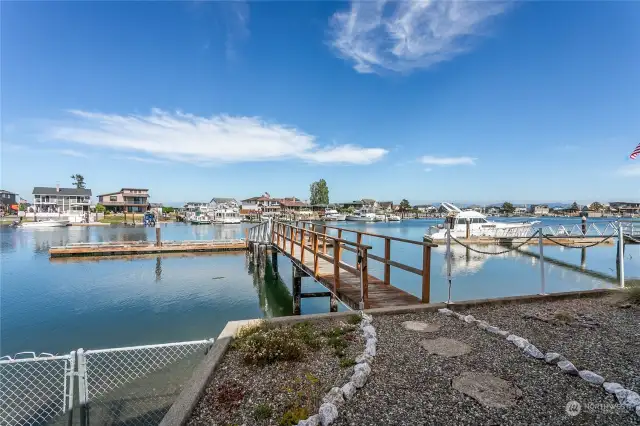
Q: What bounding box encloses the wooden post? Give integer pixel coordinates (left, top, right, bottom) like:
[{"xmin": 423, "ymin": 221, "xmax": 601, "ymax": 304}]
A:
[
  {"xmin": 155, "ymin": 226, "xmax": 161, "ymax": 247},
  {"xmin": 245, "ymin": 228, "xmax": 249, "ymax": 247},
  {"xmin": 422, "ymin": 245, "xmax": 431, "ymax": 303},
  {"xmin": 292, "ymin": 266, "xmax": 302, "ymax": 315},
  {"xmin": 384, "ymin": 237, "xmax": 391, "ymax": 285},
  {"xmin": 360, "ymin": 247, "xmax": 369, "ymax": 309},
  {"xmin": 322, "ymin": 225, "xmax": 327, "ymax": 254},
  {"xmin": 313, "ymin": 232, "xmax": 319, "ymax": 277},
  {"xmin": 271, "ymin": 250, "xmax": 278, "ymax": 274},
  {"xmin": 290, "ymin": 225, "xmax": 295, "ymax": 257},
  {"xmin": 465, "ymin": 219, "xmax": 470, "ymax": 239},
  {"xmin": 329, "ymin": 292, "xmax": 338, "ymax": 312},
  {"xmin": 333, "ymin": 238, "xmax": 341, "ymax": 290},
  {"xmin": 300, "ymin": 229, "xmax": 306, "ymax": 264},
  {"xmin": 357, "ymin": 232, "xmax": 362, "ymax": 247}
]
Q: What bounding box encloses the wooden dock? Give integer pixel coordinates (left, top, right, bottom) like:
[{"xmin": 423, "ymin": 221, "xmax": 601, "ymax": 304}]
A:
[
  {"xmin": 49, "ymin": 240, "xmax": 246, "ymax": 258},
  {"xmin": 427, "ymin": 236, "xmax": 615, "ymax": 246}
]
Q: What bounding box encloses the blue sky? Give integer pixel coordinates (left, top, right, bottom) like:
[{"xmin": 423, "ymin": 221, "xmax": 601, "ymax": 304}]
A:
[{"xmin": 1, "ymin": 1, "xmax": 639, "ymax": 206}]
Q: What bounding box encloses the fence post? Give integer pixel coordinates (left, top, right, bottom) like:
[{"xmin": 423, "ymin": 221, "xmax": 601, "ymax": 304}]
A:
[
  {"xmin": 422, "ymin": 245, "xmax": 431, "ymax": 303},
  {"xmin": 245, "ymin": 228, "xmax": 249, "ymax": 247},
  {"xmin": 538, "ymin": 228, "xmax": 546, "ymax": 295},
  {"xmin": 333, "ymin": 238, "xmax": 341, "ymax": 290},
  {"xmin": 618, "ymin": 222, "xmax": 625, "ymax": 288},
  {"xmin": 446, "ymin": 222, "xmax": 452, "ymax": 304},
  {"xmin": 300, "ymin": 228, "xmax": 306, "ymax": 264},
  {"xmin": 359, "ymin": 247, "xmax": 369, "ymax": 310},
  {"xmin": 322, "ymin": 225, "xmax": 327, "ymax": 253},
  {"xmin": 384, "ymin": 237, "xmax": 391, "ymax": 285},
  {"xmin": 313, "ymin": 233, "xmax": 319, "ymax": 277}
]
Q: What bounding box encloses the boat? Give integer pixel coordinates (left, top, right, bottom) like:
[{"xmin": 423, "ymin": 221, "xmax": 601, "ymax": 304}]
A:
[
  {"xmin": 375, "ymin": 214, "xmax": 387, "ymax": 222},
  {"xmin": 387, "ymin": 214, "xmax": 401, "ymax": 221},
  {"xmin": 211, "ymin": 208, "xmax": 241, "ymax": 224},
  {"xmin": 425, "ymin": 203, "xmax": 538, "ymax": 240},
  {"xmin": 346, "ymin": 208, "xmax": 378, "ymax": 222},
  {"xmin": 323, "ymin": 208, "xmax": 346, "ymax": 221},
  {"xmin": 20, "ymin": 219, "xmax": 70, "ymax": 228},
  {"xmin": 190, "ymin": 212, "xmax": 212, "ymax": 225}
]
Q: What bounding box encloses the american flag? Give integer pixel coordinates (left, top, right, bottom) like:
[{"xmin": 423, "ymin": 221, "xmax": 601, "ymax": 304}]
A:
[{"xmin": 631, "ymin": 143, "xmax": 640, "ymax": 160}]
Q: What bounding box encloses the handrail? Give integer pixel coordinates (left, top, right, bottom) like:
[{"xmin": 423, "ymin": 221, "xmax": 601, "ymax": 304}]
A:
[{"xmin": 274, "ymin": 221, "xmax": 372, "ymax": 250}]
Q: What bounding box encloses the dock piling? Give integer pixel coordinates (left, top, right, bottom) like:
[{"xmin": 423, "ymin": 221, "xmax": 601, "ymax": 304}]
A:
[
  {"xmin": 538, "ymin": 228, "xmax": 546, "ymax": 295},
  {"xmin": 292, "ymin": 265, "xmax": 302, "ymax": 315}
]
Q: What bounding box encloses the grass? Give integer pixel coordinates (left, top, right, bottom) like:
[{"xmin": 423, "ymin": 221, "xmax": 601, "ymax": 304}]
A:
[
  {"xmin": 346, "ymin": 314, "xmax": 362, "ymax": 325},
  {"xmin": 339, "ymin": 357, "xmax": 356, "ymax": 368},
  {"xmin": 279, "ymin": 407, "xmax": 309, "ymax": 426},
  {"xmin": 253, "ymin": 403, "xmax": 273, "ymax": 421},
  {"xmin": 553, "ymin": 310, "xmax": 576, "ymax": 323}
]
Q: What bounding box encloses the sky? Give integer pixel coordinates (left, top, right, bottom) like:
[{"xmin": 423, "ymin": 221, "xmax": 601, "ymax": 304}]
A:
[{"xmin": 1, "ymin": 1, "xmax": 639, "ymax": 206}]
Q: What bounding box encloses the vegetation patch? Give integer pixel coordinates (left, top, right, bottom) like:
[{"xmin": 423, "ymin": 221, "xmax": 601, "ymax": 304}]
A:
[{"xmin": 253, "ymin": 403, "xmax": 273, "ymax": 421}]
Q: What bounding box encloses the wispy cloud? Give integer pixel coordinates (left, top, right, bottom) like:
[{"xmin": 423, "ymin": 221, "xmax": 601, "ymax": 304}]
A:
[
  {"xmin": 113, "ymin": 155, "xmax": 168, "ymax": 164},
  {"xmin": 222, "ymin": 1, "xmax": 250, "ymax": 60},
  {"xmin": 420, "ymin": 155, "xmax": 476, "ymax": 166},
  {"xmin": 58, "ymin": 149, "xmax": 87, "ymax": 158},
  {"xmin": 45, "ymin": 109, "xmax": 387, "ymax": 165},
  {"xmin": 617, "ymin": 163, "xmax": 640, "ymax": 176},
  {"xmin": 329, "ymin": 0, "xmax": 510, "ymax": 74}
]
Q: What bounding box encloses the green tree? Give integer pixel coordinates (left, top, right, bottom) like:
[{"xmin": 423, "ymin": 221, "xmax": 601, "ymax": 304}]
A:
[
  {"xmin": 589, "ymin": 202, "xmax": 603, "ymax": 211},
  {"xmin": 399, "ymin": 199, "xmax": 411, "ymax": 211},
  {"xmin": 162, "ymin": 206, "xmax": 175, "ymax": 213},
  {"xmin": 95, "ymin": 203, "xmax": 106, "ymax": 213},
  {"xmin": 571, "ymin": 201, "xmax": 580, "ymax": 211},
  {"xmin": 501, "ymin": 202, "xmax": 515, "ymax": 214},
  {"xmin": 309, "ymin": 179, "xmax": 329, "ymax": 205},
  {"xmin": 19, "ymin": 203, "xmax": 27, "ymax": 212},
  {"xmin": 70, "ymin": 174, "xmax": 86, "ymax": 189}
]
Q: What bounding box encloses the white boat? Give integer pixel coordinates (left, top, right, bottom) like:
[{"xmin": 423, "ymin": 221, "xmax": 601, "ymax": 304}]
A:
[
  {"xmin": 346, "ymin": 208, "xmax": 378, "ymax": 222},
  {"xmin": 20, "ymin": 219, "xmax": 70, "ymax": 228},
  {"xmin": 375, "ymin": 214, "xmax": 387, "ymax": 222},
  {"xmin": 212, "ymin": 208, "xmax": 241, "ymax": 224},
  {"xmin": 387, "ymin": 214, "xmax": 401, "ymax": 221},
  {"xmin": 425, "ymin": 203, "xmax": 538, "ymax": 240},
  {"xmin": 323, "ymin": 208, "xmax": 346, "ymax": 221},
  {"xmin": 190, "ymin": 213, "xmax": 212, "ymax": 225}
]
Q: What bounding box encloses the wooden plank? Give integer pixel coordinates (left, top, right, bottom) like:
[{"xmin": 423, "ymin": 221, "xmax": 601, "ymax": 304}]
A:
[{"xmin": 422, "ymin": 245, "xmax": 431, "ymax": 303}]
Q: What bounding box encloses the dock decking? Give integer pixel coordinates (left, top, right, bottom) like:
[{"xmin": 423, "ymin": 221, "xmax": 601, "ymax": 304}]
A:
[{"xmin": 49, "ymin": 240, "xmax": 246, "ymax": 257}]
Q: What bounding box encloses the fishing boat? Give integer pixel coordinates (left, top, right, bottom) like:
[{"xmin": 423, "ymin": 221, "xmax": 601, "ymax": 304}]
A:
[
  {"xmin": 346, "ymin": 208, "xmax": 378, "ymax": 222},
  {"xmin": 323, "ymin": 208, "xmax": 346, "ymax": 221},
  {"xmin": 425, "ymin": 203, "xmax": 538, "ymax": 240},
  {"xmin": 20, "ymin": 219, "xmax": 70, "ymax": 228}
]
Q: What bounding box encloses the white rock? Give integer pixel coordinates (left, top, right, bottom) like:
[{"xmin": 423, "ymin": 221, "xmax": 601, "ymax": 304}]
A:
[
  {"xmin": 362, "ymin": 325, "xmax": 376, "ymax": 340},
  {"xmin": 438, "ymin": 308, "xmax": 453, "ymax": 316},
  {"xmin": 523, "ymin": 344, "xmax": 545, "ymax": 359},
  {"xmin": 603, "ymin": 382, "xmax": 624, "ymax": 394},
  {"xmin": 510, "ymin": 337, "xmax": 529, "ymax": 349},
  {"xmin": 341, "ymin": 382, "xmax": 356, "ymax": 400},
  {"xmin": 318, "ymin": 403, "xmax": 338, "ymax": 426},
  {"xmin": 298, "ymin": 415, "xmax": 320, "ymax": 426},
  {"xmin": 578, "ymin": 370, "xmax": 605, "ymax": 385},
  {"xmin": 365, "ymin": 340, "xmax": 376, "ymax": 357},
  {"xmin": 351, "ymin": 370, "xmax": 368, "ymax": 388},
  {"xmin": 361, "ymin": 313, "xmax": 373, "ymax": 322},
  {"xmin": 463, "ymin": 315, "xmax": 476, "ymax": 323},
  {"xmin": 506, "ymin": 334, "xmax": 518, "ymax": 342},
  {"xmin": 485, "ymin": 326, "xmax": 501, "ymax": 334},
  {"xmin": 355, "ymin": 353, "xmax": 372, "ymax": 364},
  {"xmin": 453, "ymin": 312, "xmax": 465, "ymax": 320},
  {"xmin": 617, "ymin": 390, "xmax": 640, "ymax": 410},
  {"xmin": 636, "ymin": 405, "xmax": 639, "ymax": 418},
  {"xmin": 476, "ymin": 321, "xmax": 489, "ymax": 330},
  {"xmin": 366, "ymin": 336, "xmax": 378, "ymax": 347},
  {"xmin": 557, "ymin": 360, "xmax": 579, "ymax": 375},
  {"xmin": 322, "ymin": 387, "xmax": 344, "ymax": 406},
  {"xmin": 544, "ymin": 352, "xmax": 563, "ymax": 364},
  {"xmin": 360, "ymin": 320, "xmax": 371, "ymax": 330},
  {"xmin": 497, "ymin": 330, "xmax": 510, "ymax": 337},
  {"xmin": 354, "ymin": 362, "xmax": 371, "ymax": 376}
]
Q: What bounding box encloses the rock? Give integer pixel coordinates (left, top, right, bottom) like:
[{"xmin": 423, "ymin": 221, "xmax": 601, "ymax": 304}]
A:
[
  {"xmin": 341, "ymin": 382, "xmax": 356, "ymax": 400},
  {"xmin": 355, "ymin": 353, "xmax": 372, "ymax": 364},
  {"xmin": 507, "ymin": 336, "xmax": 529, "ymax": 349},
  {"xmin": 463, "ymin": 315, "xmax": 476, "ymax": 323},
  {"xmin": 485, "ymin": 326, "xmax": 501, "ymax": 334},
  {"xmin": 616, "ymin": 390, "xmax": 640, "ymax": 410},
  {"xmin": 361, "ymin": 313, "xmax": 373, "ymax": 322},
  {"xmin": 360, "ymin": 320, "xmax": 371, "ymax": 330},
  {"xmin": 578, "ymin": 370, "xmax": 605, "ymax": 385},
  {"xmin": 523, "ymin": 344, "xmax": 544, "ymax": 359},
  {"xmin": 636, "ymin": 405, "xmax": 640, "ymax": 417},
  {"xmin": 545, "ymin": 352, "xmax": 563, "ymax": 364},
  {"xmin": 306, "ymin": 415, "xmax": 320, "ymax": 426},
  {"xmin": 318, "ymin": 403, "xmax": 338, "ymax": 426},
  {"xmin": 603, "ymin": 382, "xmax": 624, "ymax": 394},
  {"xmin": 476, "ymin": 321, "xmax": 490, "ymax": 330},
  {"xmin": 420, "ymin": 338, "xmax": 471, "ymax": 358},
  {"xmin": 362, "ymin": 325, "xmax": 377, "ymax": 339},
  {"xmin": 557, "ymin": 360, "xmax": 579, "ymax": 375},
  {"xmin": 322, "ymin": 387, "xmax": 344, "ymax": 406},
  {"xmin": 402, "ymin": 321, "xmax": 441, "ymax": 333},
  {"xmin": 497, "ymin": 330, "xmax": 510, "ymax": 337},
  {"xmin": 438, "ymin": 308, "xmax": 454, "ymax": 316},
  {"xmin": 354, "ymin": 362, "xmax": 371, "ymax": 377},
  {"xmin": 453, "ymin": 312, "xmax": 465, "ymax": 320},
  {"xmin": 365, "ymin": 340, "xmax": 376, "ymax": 357},
  {"xmin": 366, "ymin": 336, "xmax": 378, "ymax": 347},
  {"xmin": 351, "ymin": 370, "xmax": 368, "ymax": 388},
  {"xmin": 452, "ymin": 372, "xmax": 523, "ymax": 408}
]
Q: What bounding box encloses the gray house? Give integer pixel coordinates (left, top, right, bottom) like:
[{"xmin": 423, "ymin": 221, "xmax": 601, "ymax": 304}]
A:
[
  {"xmin": 0, "ymin": 190, "xmax": 17, "ymax": 213},
  {"xmin": 32, "ymin": 185, "xmax": 92, "ymax": 214}
]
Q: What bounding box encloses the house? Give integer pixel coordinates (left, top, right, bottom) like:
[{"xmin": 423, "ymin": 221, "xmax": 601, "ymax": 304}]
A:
[
  {"xmin": 486, "ymin": 206, "xmax": 501, "ymax": 215},
  {"xmin": 377, "ymin": 201, "xmax": 394, "ymax": 212},
  {"xmin": 183, "ymin": 202, "xmax": 210, "ymax": 213},
  {"xmin": 529, "ymin": 205, "xmax": 550, "ymax": 216},
  {"xmin": 361, "ymin": 199, "xmax": 378, "ymax": 209},
  {"xmin": 97, "ymin": 188, "xmax": 150, "ymax": 213},
  {"xmin": 241, "ymin": 193, "xmax": 281, "ymax": 216},
  {"xmin": 279, "ymin": 197, "xmax": 309, "ymax": 214},
  {"xmin": 209, "ymin": 198, "xmax": 240, "ymax": 209},
  {"xmin": 32, "ymin": 185, "xmax": 92, "ymax": 214},
  {"xmin": 609, "ymin": 201, "xmax": 640, "ymax": 216},
  {"xmin": 0, "ymin": 190, "xmax": 17, "ymax": 213},
  {"xmin": 414, "ymin": 205, "xmax": 437, "ymax": 213},
  {"xmin": 514, "ymin": 205, "xmax": 528, "ymax": 214},
  {"xmin": 340, "ymin": 200, "xmax": 364, "ymax": 210}
]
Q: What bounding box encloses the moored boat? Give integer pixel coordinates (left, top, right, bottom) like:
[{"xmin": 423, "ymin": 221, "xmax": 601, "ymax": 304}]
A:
[
  {"xmin": 20, "ymin": 219, "xmax": 70, "ymax": 228},
  {"xmin": 387, "ymin": 214, "xmax": 401, "ymax": 221},
  {"xmin": 346, "ymin": 208, "xmax": 378, "ymax": 222},
  {"xmin": 323, "ymin": 208, "xmax": 346, "ymax": 221}
]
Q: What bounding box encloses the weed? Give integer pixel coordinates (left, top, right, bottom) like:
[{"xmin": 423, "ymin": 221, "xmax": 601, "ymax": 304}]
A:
[
  {"xmin": 279, "ymin": 407, "xmax": 309, "ymax": 426},
  {"xmin": 339, "ymin": 357, "xmax": 356, "ymax": 368},
  {"xmin": 292, "ymin": 321, "xmax": 321, "ymax": 349},
  {"xmin": 253, "ymin": 403, "xmax": 273, "ymax": 421},
  {"xmin": 328, "ymin": 335, "xmax": 348, "ymax": 357},
  {"xmin": 206, "ymin": 380, "xmax": 245, "ymax": 412},
  {"xmin": 553, "ymin": 310, "xmax": 575, "ymax": 323},
  {"xmin": 346, "ymin": 314, "xmax": 362, "ymax": 325}
]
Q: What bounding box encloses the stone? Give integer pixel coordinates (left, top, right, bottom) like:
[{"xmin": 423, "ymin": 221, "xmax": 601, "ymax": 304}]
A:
[
  {"xmin": 636, "ymin": 405, "xmax": 639, "ymax": 417},
  {"xmin": 557, "ymin": 360, "xmax": 579, "ymax": 375},
  {"xmin": 341, "ymin": 382, "xmax": 356, "ymax": 400},
  {"xmin": 322, "ymin": 387, "xmax": 344, "ymax": 406},
  {"xmin": 453, "ymin": 312, "xmax": 465, "ymax": 320},
  {"xmin": 485, "ymin": 326, "xmax": 501, "ymax": 335},
  {"xmin": 351, "ymin": 370, "xmax": 368, "ymax": 388},
  {"xmin": 438, "ymin": 308, "xmax": 454, "ymax": 316},
  {"xmin": 507, "ymin": 335, "xmax": 529, "ymax": 349},
  {"xmin": 362, "ymin": 325, "xmax": 377, "ymax": 339},
  {"xmin": 402, "ymin": 321, "xmax": 441, "ymax": 333},
  {"xmin": 355, "ymin": 353, "xmax": 373, "ymax": 364},
  {"xmin": 360, "ymin": 320, "xmax": 371, "ymax": 330},
  {"xmin": 365, "ymin": 340, "xmax": 376, "ymax": 357},
  {"xmin": 497, "ymin": 330, "xmax": 510, "ymax": 337},
  {"xmin": 361, "ymin": 313, "xmax": 373, "ymax": 322},
  {"xmin": 463, "ymin": 315, "xmax": 476, "ymax": 323},
  {"xmin": 366, "ymin": 336, "xmax": 378, "ymax": 347},
  {"xmin": 578, "ymin": 370, "xmax": 605, "ymax": 385},
  {"xmin": 318, "ymin": 403, "xmax": 338, "ymax": 426},
  {"xmin": 354, "ymin": 362, "xmax": 371, "ymax": 377},
  {"xmin": 476, "ymin": 321, "xmax": 490, "ymax": 330},
  {"xmin": 452, "ymin": 372, "xmax": 523, "ymax": 408},
  {"xmin": 603, "ymin": 382, "xmax": 624, "ymax": 394},
  {"xmin": 616, "ymin": 390, "xmax": 640, "ymax": 410},
  {"xmin": 523, "ymin": 344, "xmax": 544, "ymax": 359},
  {"xmin": 306, "ymin": 415, "xmax": 320, "ymax": 426},
  {"xmin": 420, "ymin": 338, "xmax": 471, "ymax": 358},
  {"xmin": 545, "ymin": 352, "xmax": 563, "ymax": 364}
]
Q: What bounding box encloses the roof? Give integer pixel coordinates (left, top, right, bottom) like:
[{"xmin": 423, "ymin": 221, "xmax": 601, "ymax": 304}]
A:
[
  {"xmin": 122, "ymin": 188, "xmax": 149, "ymax": 191},
  {"xmin": 33, "ymin": 187, "xmax": 92, "ymax": 196},
  {"xmin": 362, "ymin": 198, "xmax": 376, "ymax": 204},
  {"xmin": 280, "ymin": 199, "xmax": 308, "ymax": 207},
  {"xmin": 210, "ymin": 197, "xmax": 237, "ymax": 204},
  {"xmin": 0, "ymin": 190, "xmax": 16, "ymax": 194},
  {"xmin": 378, "ymin": 201, "xmax": 393, "ymax": 207}
]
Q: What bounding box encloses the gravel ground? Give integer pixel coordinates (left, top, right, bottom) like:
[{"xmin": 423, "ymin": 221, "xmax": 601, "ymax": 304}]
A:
[
  {"xmin": 188, "ymin": 318, "xmax": 364, "ymax": 425},
  {"xmin": 334, "ymin": 298, "xmax": 640, "ymax": 426}
]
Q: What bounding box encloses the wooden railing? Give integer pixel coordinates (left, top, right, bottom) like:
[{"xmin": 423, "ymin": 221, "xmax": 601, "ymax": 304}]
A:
[{"xmin": 268, "ymin": 220, "xmax": 436, "ymax": 307}]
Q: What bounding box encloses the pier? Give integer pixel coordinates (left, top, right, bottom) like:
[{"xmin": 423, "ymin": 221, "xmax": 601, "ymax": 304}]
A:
[
  {"xmin": 49, "ymin": 240, "xmax": 246, "ymax": 257},
  {"xmin": 247, "ymin": 220, "xmax": 438, "ymax": 310}
]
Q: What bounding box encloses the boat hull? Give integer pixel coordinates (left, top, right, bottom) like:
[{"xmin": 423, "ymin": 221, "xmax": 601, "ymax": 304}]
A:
[{"xmin": 21, "ymin": 220, "xmax": 70, "ymax": 228}]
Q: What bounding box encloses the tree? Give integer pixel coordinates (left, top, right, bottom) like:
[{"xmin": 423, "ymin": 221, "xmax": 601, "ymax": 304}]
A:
[
  {"xmin": 70, "ymin": 174, "xmax": 86, "ymax": 189},
  {"xmin": 309, "ymin": 179, "xmax": 329, "ymax": 205},
  {"xmin": 399, "ymin": 199, "xmax": 411, "ymax": 211},
  {"xmin": 571, "ymin": 201, "xmax": 580, "ymax": 211},
  {"xmin": 19, "ymin": 203, "xmax": 27, "ymax": 212},
  {"xmin": 589, "ymin": 202, "xmax": 603, "ymax": 212},
  {"xmin": 95, "ymin": 203, "xmax": 106, "ymax": 213},
  {"xmin": 501, "ymin": 202, "xmax": 515, "ymax": 214},
  {"xmin": 162, "ymin": 206, "xmax": 175, "ymax": 213}
]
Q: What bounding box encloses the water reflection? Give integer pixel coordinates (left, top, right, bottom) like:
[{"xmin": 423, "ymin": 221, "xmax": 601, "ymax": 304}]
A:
[
  {"xmin": 434, "ymin": 243, "xmax": 522, "ymax": 276},
  {"xmin": 247, "ymin": 253, "xmax": 293, "ymax": 318}
]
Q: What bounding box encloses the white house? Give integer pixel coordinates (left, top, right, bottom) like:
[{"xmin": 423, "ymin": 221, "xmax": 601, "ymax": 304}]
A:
[{"xmin": 32, "ymin": 185, "xmax": 91, "ymax": 215}]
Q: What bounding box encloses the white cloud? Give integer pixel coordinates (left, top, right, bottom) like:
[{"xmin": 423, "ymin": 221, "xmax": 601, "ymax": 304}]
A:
[
  {"xmin": 58, "ymin": 149, "xmax": 87, "ymax": 158},
  {"xmin": 420, "ymin": 155, "xmax": 476, "ymax": 166},
  {"xmin": 113, "ymin": 155, "xmax": 168, "ymax": 164},
  {"xmin": 617, "ymin": 163, "xmax": 640, "ymax": 176},
  {"xmin": 46, "ymin": 109, "xmax": 387, "ymax": 165},
  {"xmin": 329, "ymin": 0, "xmax": 510, "ymax": 74}
]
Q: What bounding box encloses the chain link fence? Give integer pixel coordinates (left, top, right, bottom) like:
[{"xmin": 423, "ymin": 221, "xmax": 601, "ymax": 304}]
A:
[{"xmin": 0, "ymin": 352, "xmax": 75, "ymax": 426}]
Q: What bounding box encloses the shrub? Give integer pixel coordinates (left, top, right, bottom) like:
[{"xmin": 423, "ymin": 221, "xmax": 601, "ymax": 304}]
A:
[
  {"xmin": 346, "ymin": 314, "xmax": 362, "ymax": 325},
  {"xmin": 253, "ymin": 403, "xmax": 272, "ymax": 421},
  {"xmin": 236, "ymin": 327, "xmax": 306, "ymax": 365},
  {"xmin": 279, "ymin": 407, "xmax": 309, "ymax": 426},
  {"xmin": 339, "ymin": 357, "xmax": 356, "ymax": 368}
]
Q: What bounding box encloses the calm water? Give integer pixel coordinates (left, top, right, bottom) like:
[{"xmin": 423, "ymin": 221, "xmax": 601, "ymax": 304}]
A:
[{"xmin": 1, "ymin": 218, "xmax": 637, "ymax": 356}]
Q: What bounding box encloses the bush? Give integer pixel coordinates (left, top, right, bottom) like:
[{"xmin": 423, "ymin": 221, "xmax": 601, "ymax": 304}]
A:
[
  {"xmin": 95, "ymin": 203, "xmax": 106, "ymax": 213},
  {"xmin": 253, "ymin": 403, "xmax": 272, "ymax": 421},
  {"xmin": 279, "ymin": 407, "xmax": 309, "ymax": 426},
  {"xmin": 235, "ymin": 326, "xmax": 306, "ymax": 365},
  {"xmin": 339, "ymin": 357, "xmax": 356, "ymax": 368},
  {"xmin": 346, "ymin": 314, "xmax": 361, "ymax": 325}
]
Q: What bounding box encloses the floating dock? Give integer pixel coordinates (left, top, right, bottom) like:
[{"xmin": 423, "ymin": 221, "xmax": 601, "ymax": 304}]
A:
[
  {"xmin": 426, "ymin": 236, "xmax": 615, "ymax": 246},
  {"xmin": 49, "ymin": 240, "xmax": 247, "ymax": 258}
]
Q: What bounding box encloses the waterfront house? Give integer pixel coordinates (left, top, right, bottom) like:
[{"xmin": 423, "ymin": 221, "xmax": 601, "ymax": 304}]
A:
[
  {"xmin": 414, "ymin": 205, "xmax": 437, "ymax": 213},
  {"xmin": 32, "ymin": 185, "xmax": 92, "ymax": 214},
  {"xmin": 529, "ymin": 205, "xmax": 550, "ymax": 216},
  {"xmin": 0, "ymin": 190, "xmax": 17, "ymax": 213},
  {"xmin": 378, "ymin": 201, "xmax": 394, "ymax": 213},
  {"xmin": 209, "ymin": 198, "xmax": 240, "ymax": 209},
  {"xmin": 362, "ymin": 199, "xmax": 378, "ymax": 209},
  {"xmin": 280, "ymin": 197, "xmax": 310, "ymax": 215},
  {"xmin": 241, "ymin": 194, "xmax": 282, "ymax": 216},
  {"xmin": 340, "ymin": 200, "xmax": 365, "ymax": 210},
  {"xmin": 184, "ymin": 202, "xmax": 210, "ymax": 214},
  {"xmin": 514, "ymin": 205, "xmax": 528, "ymax": 214},
  {"xmin": 609, "ymin": 201, "xmax": 640, "ymax": 216},
  {"xmin": 97, "ymin": 188, "xmax": 150, "ymax": 213}
]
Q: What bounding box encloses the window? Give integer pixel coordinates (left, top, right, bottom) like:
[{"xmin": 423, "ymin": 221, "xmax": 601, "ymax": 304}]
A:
[{"xmin": 110, "ymin": 196, "xmax": 117, "ymax": 202}]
